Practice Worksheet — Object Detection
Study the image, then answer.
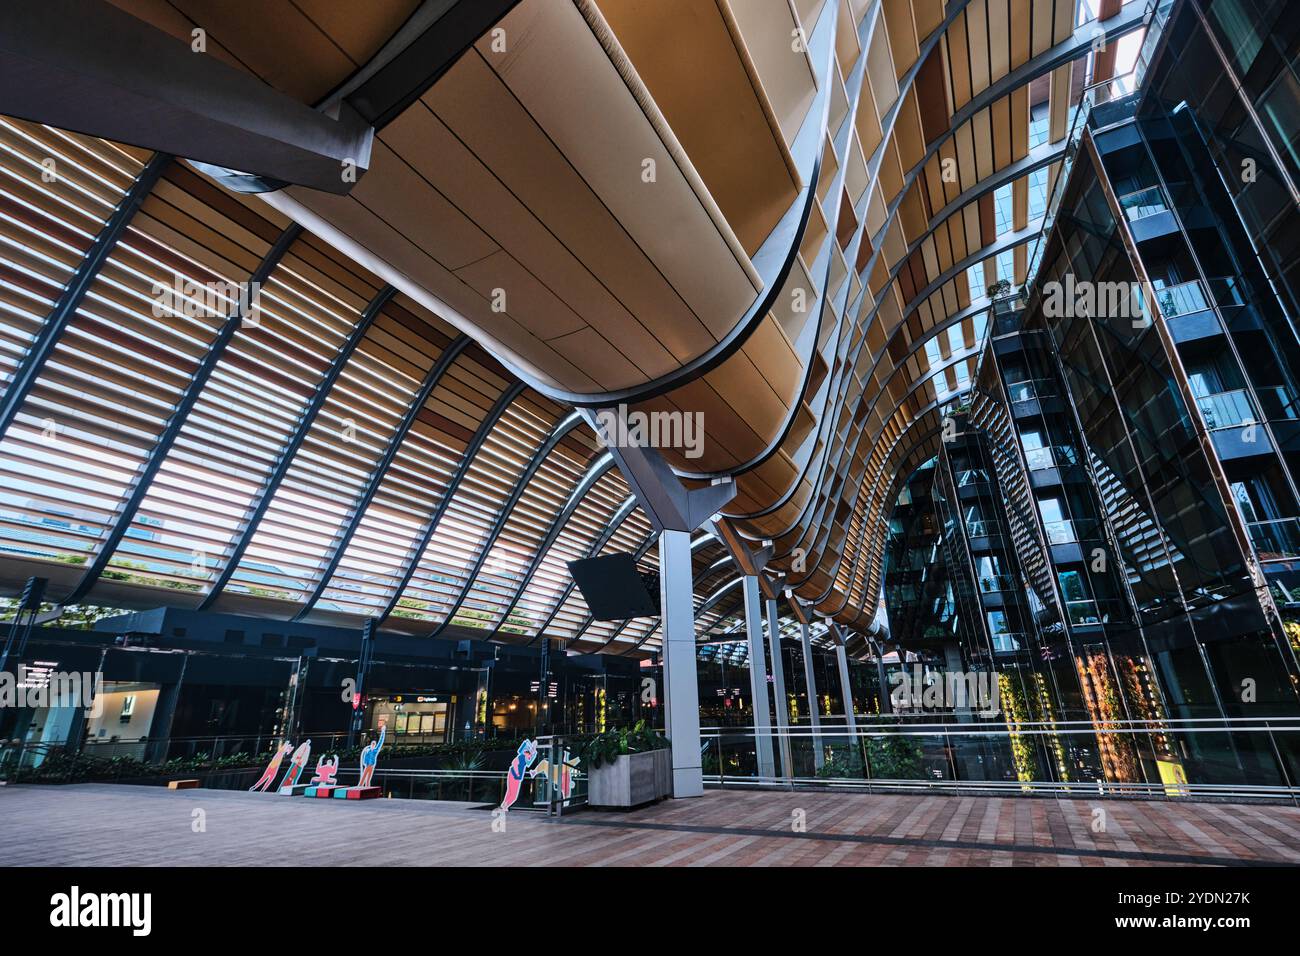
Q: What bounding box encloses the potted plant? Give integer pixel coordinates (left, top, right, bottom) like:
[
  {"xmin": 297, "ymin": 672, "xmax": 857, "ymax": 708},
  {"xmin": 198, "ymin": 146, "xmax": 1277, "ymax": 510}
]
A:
[
  {"xmin": 986, "ymin": 278, "xmax": 1012, "ymax": 299},
  {"xmin": 578, "ymin": 721, "xmax": 672, "ymax": 808}
]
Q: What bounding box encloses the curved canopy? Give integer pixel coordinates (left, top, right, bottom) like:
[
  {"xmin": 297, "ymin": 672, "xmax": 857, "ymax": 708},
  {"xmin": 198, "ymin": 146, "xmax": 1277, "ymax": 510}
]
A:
[{"xmin": 0, "ymin": 0, "xmax": 1151, "ymax": 655}]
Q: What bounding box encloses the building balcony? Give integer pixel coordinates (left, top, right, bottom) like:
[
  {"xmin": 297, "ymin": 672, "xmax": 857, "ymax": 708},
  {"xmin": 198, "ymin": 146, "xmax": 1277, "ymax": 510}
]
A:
[
  {"xmin": 1042, "ymin": 518, "xmax": 1085, "ymax": 545},
  {"xmin": 1024, "ymin": 445, "xmax": 1079, "ymax": 471},
  {"xmin": 1195, "ymin": 388, "xmax": 1257, "ymax": 431},
  {"xmin": 1117, "ymin": 184, "xmax": 1169, "ymax": 221},
  {"xmin": 1152, "ymin": 278, "xmax": 1212, "ymax": 319},
  {"xmin": 1246, "ymin": 517, "xmax": 1300, "ymax": 561},
  {"xmin": 1005, "ymin": 378, "xmax": 1055, "ymax": 403}
]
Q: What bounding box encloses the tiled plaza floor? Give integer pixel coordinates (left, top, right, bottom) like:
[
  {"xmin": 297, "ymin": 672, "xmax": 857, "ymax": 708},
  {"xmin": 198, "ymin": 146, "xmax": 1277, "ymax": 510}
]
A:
[{"xmin": 2, "ymin": 783, "xmax": 1297, "ymax": 866}]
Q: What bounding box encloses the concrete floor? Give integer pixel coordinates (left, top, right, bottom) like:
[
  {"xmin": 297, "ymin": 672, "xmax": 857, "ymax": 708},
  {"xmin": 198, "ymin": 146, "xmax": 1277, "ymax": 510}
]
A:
[{"xmin": 2, "ymin": 784, "xmax": 1298, "ymax": 866}]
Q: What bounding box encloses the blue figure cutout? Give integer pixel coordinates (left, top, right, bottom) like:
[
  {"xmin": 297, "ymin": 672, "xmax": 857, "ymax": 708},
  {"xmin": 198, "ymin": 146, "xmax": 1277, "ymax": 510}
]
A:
[{"xmin": 358, "ymin": 721, "xmax": 386, "ymax": 788}]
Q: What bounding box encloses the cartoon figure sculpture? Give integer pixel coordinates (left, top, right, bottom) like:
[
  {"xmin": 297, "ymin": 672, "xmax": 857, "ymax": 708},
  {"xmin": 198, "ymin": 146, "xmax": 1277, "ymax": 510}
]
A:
[
  {"xmin": 250, "ymin": 741, "xmax": 294, "ymax": 792},
  {"xmin": 357, "ymin": 722, "xmax": 386, "ymax": 788},
  {"xmin": 531, "ymin": 749, "xmax": 580, "ymax": 802},
  {"xmin": 309, "ymin": 754, "xmax": 339, "ymax": 787},
  {"xmin": 499, "ymin": 738, "xmax": 539, "ymax": 812},
  {"xmin": 277, "ymin": 739, "xmax": 312, "ymax": 792}
]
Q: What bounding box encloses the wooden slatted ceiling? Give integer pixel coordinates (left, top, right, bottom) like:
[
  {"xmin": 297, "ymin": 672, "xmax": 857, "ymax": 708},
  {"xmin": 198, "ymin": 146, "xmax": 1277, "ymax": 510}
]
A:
[
  {"xmin": 0, "ymin": 160, "xmax": 260, "ymax": 569},
  {"xmin": 841, "ymin": 410, "xmax": 952, "ymax": 613},
  {"xmin": 387, "ymin": 393, "xmax": 563, "ymax": 623},
  {"xmin": 506, "ymin": 471, "xmax": 632, "ymax": 638},
  {"xmin": 309, "ymin": 347, "xmax": 509, "ymax": 618},
  {"xmin": 0, "ymin": 2, "xmax": 1126, "ymax": 644},
  {"xmin": 0, "ymin": 120, "xmax": 146, "ymax": 400},
  {"xmin": 597, "ymin": 0, "xmax": 801, "ymax": 256},
  {"xmin": 448, "ymin": 428, "xmax": 600, "ymax": 633},
  {"xmin": 99, "ymin": 226, "xmax": 380, "ymax": 591},
  {"xmin": 224, "ymin": 294, "xmax": 459, "ymax": 600}
]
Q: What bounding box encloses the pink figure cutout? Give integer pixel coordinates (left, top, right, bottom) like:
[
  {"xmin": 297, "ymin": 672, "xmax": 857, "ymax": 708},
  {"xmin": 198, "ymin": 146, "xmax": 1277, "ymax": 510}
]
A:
[
  {"xmin": 310, "ymin": 755, "xmax": 339, "ymax": 787},
  {"xmin": 499, "ymin": 739, "xmax": 539, "ymax": 812},
  {"xmin": 250, "ymin": 742, "xmax": 293, "ymax": 792},
  {"xmin": 277, "ymin": 739, "xmax": 312, "ymax": 791}
]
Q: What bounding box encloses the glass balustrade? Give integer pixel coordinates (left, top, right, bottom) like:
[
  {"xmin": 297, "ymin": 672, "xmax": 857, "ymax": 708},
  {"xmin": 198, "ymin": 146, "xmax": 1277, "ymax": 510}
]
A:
[
  {"xmin": 1152, "ymin": 279, "xmax": 1211, "ymax": 318},
  {"xmin": 1195, "ymin": 388, "xmax": 1257, "ymax": 430},
  {"xmin": 1023, "ymin": 445, "xmax": 1079, "ymax": 470},
  {"xmin": 1065, "ymin": 600, "xmax": 1103, "ymax": 625},
  {"xmin": 1247, "ymin": 517, "xmax": 1300, "ymax": 560},
  {"xmin": 1005, "ymin": 378, "xmax": 1054, "ymax": 403},
  {"xmin": 1117, "ymin": 184, "xmax": 1168, "ymax": 221},
  {"xmin": 991, "ymin": 632, "xmax": 1022, "ymax": 653},
  {"xmin": 1042, "ymin": 519, "xmax": 1081, "ymax": 544}
]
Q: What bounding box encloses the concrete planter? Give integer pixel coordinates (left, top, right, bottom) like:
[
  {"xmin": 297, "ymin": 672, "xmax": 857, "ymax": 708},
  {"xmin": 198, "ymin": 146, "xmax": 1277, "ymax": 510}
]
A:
[{"xmin": 587, "ymin": 748, "xmax": 673, "ymax": 808}]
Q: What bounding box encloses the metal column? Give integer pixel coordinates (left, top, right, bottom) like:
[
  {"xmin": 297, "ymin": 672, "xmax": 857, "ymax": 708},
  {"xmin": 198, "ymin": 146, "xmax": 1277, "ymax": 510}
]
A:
[
  {"xmin": 347, "ymin": 618, "xmax": 377, "ymax": 748},
  {"xmin": 765, "ymin": 597, "xmax": 793, "ymax": 779},
  {"xmin": 742, "ymin": 576, "xmax": 776, "ymax": 779},
  {"xmin": 659, "ymin": 528, "xmax": 703, "ymax": 797},
  {"xmin": 799, "ymin": 621, "xmax": 824, "ymax": 771},
  {"xmin": 833, "ymin": 625, "xmax": 858, "ymax": 733}
]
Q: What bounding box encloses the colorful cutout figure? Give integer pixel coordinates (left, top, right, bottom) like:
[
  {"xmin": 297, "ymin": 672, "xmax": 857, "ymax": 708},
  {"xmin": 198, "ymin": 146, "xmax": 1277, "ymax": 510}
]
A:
[
  {"xmin": 250, "ymin": 741, "xmax": 293, "ymax": 792},
  {"xmin": 499, "ymin": 738, "xmax": 539, "ymax": 812},
  {"xmin": 310, "ymin": 755, "xmax": 339, "ymax": 787},
  {"xmin": 357, "ymin": 722, "xmax": 386, "ymax": 788},
  {"xmin": 278, "ymin": 739, "xmax": 312, "ymax": 792},
  {"xmin": 531, "ymin": 749, "xmax": 580, "ymax": 802}
]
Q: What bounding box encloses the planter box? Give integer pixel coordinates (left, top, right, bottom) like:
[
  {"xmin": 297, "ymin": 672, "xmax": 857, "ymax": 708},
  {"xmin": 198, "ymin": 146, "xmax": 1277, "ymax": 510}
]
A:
[{"xmin": 587, "ymin": 749, "xmax": 673, "ymax": 808}]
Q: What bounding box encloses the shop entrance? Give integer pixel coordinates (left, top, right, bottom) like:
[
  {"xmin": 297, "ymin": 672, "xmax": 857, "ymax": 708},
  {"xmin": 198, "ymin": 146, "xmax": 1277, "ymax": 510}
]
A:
[{"xmin": 369, "ymin": 694, "xmax": 452, "ymax": 744}]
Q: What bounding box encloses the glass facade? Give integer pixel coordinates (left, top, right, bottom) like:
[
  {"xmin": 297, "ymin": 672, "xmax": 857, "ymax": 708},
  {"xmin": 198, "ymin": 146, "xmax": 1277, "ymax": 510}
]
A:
[{"xmin": 881, "ymin": 1, "xmax": 1300, "ymax": 789}]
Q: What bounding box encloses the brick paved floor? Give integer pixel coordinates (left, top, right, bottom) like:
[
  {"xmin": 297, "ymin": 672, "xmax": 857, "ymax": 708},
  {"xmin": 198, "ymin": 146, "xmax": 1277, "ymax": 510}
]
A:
[{"xmin": 1, "ymin": 784, "xmax": 1297, "ymax": 866}]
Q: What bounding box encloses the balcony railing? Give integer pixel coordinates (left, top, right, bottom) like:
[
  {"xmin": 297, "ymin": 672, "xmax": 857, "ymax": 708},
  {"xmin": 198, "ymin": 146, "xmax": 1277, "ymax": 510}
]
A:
[
  {"xmin": 979, "ymin": 574, "xmax": 1017, "ymax": 593},
  {"xmin": 1195, "ymin": 388, "xmax": 1257, "ymax": 430},
  {"xmin": 698, "ymin": 716, "xmax": 1300, "ymax": 801},
  {"xmin": 1041, "ymin": 518, "xmax": 1097, "ymax": 545},
  {"xmin": 991, "ymin": 632, "xmax": 1023, "ymax": 653},
  {"xmin": 1118, "ymin": 184, "xmax": 1168, "ymax": 221},
  {"xmin": 1005, "ymin": 378, "xmax": 1055, "ymax": 403},
  {"xmin": 1024, "ymin": 445, "xmax": 1079, "ymax": 471},
  {"xmin": 1247, "ymin": 517, "xmax": 1300, "ymax": 561},
  {"xmin": 1152, "ymin": 278, "xmax": 1212, "ymax": 318}
]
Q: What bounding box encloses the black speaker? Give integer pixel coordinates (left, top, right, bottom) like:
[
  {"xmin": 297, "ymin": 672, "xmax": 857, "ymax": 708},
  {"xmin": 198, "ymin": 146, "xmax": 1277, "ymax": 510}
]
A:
[{"xmin": 566, "ymin": 552, "xmax": 660, "ymax": 621}]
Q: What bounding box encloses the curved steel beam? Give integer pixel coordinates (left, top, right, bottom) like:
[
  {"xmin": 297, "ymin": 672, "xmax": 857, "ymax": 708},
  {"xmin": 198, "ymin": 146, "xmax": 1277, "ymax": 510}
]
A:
[{"xmin": 489, "ymin": 0, "xmax": 838, "ymax": 410}]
